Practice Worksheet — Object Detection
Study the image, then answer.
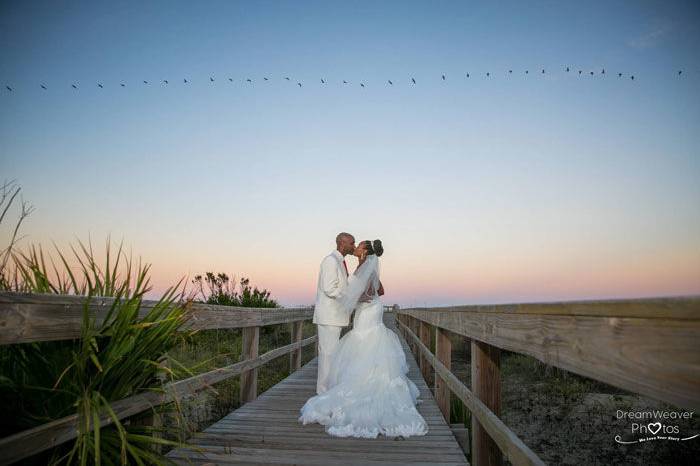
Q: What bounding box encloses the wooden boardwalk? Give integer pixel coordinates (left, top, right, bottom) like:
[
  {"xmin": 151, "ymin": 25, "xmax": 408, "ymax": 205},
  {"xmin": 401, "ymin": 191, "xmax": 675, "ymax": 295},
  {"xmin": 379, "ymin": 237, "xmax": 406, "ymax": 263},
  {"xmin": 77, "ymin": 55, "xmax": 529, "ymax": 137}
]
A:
[
  {"xmin": 3, "ymin": 293, "xmax": 696, "ymax": 465},
  {"xmin": 167, "ymin": 314, "xmax": 469, "ymax": 465}
]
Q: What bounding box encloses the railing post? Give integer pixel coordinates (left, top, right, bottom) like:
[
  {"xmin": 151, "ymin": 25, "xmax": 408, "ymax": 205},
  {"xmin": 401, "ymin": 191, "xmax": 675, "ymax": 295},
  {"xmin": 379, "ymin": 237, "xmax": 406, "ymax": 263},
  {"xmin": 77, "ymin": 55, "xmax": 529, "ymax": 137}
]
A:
[
  {"xmin": 435, "ymin": 327, "xmax": 451, "ymax": 422},
  {"xmin": 419, "ymin": 320, "xmax": 432, "ymax": 383},
  {"xmin": 240, "ymin": 325, "xmax": 260, "ymax": 403},
  {"xmin": 404, "ymin": 315, "xmax": 411, "ymax": 348},
  {"xmin": 405, "ymin": 315, "xmax": 409, "ymax": 339},
  {"xmin": 410, "ymin": 316, "xmax": 419, "ymax": 356},
  {"xmin": 290, "ymin": 320, "xmax": 303, "ymax": 371},
  {"xmin": 471, "ymin": 339, "xmax": 503, "ymax": 466},
  {"xmin": 402, "ymin": 315, "xmax": 409, "ymax": 340}
]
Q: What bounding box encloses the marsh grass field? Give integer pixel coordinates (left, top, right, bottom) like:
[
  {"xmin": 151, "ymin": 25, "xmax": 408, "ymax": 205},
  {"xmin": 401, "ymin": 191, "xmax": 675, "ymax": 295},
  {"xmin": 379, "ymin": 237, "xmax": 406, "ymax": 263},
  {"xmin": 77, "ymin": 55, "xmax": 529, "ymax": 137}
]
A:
[{"xmin": 164, "ymin": 321, "xmax": 317, "ymax": 435}]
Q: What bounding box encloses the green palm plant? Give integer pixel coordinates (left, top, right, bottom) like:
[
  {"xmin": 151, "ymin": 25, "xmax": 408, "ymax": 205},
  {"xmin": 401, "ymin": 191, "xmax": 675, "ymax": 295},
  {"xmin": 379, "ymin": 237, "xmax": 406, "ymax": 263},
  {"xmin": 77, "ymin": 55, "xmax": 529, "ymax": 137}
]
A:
[
  {"xmin": 55, "ymin": 280, "xmax": 191, "ymax": 465},
  {"xmin": 0, "ymin": 181, "xmax": 199, "ymax": 463},
  {"xmin": 0, "ymin": 235, "xmax": 196, "ymax": 465}
]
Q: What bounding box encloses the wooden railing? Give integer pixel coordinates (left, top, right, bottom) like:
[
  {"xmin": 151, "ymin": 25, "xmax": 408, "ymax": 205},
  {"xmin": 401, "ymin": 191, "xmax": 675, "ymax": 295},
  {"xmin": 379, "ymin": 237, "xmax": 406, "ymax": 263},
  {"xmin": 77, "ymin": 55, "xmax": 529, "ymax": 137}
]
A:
[
  {"xmin": 0, "ymin": 292, "xmax": 316, "ymax": 465},
  {"xmin": 396, "ymin": 295, "xmax": 700, "ymax": 466}
]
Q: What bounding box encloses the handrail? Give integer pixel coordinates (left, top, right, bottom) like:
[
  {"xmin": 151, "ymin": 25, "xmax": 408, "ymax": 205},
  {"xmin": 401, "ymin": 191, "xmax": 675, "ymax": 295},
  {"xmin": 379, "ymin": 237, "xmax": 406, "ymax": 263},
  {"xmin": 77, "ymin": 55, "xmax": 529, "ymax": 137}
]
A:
[
  {"xmin": 0, "ymin": 292, "xmax": 313, "ymax": 345},
  {"xmin": 0, "ymin": 291, "xmax": 318, "ymax": 465},
  {"xmin": 396, "ymin": 319, "xmax": 544, "ymax": 466},
  {"xmin": 402, "ymin": 295, "xmax": 700, "ymax": 319},
  {"xmin": 399, "ymin": 296, "xmax": 700, "ymax": 409},
  {"xmin": 396, "ymin": 295, "xmax": 700, "ymax": 465}
]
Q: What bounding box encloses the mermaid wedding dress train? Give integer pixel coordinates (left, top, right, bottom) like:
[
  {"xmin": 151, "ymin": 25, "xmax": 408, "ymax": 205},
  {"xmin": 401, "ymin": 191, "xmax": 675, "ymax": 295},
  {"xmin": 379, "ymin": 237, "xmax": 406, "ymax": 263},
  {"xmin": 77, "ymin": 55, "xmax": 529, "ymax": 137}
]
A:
[{"xmin": 298, "ymin": 257, "xmax": 428, "ymax": 438}]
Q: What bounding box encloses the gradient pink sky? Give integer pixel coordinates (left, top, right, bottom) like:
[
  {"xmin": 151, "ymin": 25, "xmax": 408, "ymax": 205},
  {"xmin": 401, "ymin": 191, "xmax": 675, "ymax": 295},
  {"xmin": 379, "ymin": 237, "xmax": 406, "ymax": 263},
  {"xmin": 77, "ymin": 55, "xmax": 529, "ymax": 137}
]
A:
[{"xmin": 2, "ymin": 1, "xmax": 699, "ymax": 307}]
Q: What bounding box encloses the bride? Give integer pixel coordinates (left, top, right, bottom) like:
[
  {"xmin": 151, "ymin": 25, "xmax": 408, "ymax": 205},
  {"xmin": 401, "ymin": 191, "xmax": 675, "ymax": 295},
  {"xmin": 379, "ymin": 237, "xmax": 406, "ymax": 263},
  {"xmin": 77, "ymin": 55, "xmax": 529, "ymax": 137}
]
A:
[{"xmin": 298, "ymin": 239, "xmax": 428, "ymax": 438}]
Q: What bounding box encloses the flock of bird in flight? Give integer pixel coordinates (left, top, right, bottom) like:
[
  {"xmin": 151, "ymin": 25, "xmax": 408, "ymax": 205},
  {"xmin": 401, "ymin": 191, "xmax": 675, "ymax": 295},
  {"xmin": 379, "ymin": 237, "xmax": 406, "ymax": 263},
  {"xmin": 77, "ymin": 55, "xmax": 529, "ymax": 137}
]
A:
[{"xmin": 3, "ymin": 68, "xmax": 687, "ymax": 92}]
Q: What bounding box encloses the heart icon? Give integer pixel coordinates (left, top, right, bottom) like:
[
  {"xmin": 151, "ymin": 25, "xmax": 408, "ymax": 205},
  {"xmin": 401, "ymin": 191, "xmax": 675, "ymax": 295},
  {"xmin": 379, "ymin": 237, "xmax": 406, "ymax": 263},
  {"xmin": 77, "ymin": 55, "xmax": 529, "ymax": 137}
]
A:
[{"xmin": 648, "ymin": 422, "xmax": 662, "ymax": 435}]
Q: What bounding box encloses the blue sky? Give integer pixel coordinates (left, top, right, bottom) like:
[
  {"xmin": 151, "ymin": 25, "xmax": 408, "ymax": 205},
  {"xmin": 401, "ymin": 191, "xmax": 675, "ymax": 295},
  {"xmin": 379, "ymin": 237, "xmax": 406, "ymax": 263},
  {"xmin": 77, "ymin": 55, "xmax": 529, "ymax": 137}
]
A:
[{"xmin": 1, "ymin": 1, "xmax": 699, "ymax": 306}]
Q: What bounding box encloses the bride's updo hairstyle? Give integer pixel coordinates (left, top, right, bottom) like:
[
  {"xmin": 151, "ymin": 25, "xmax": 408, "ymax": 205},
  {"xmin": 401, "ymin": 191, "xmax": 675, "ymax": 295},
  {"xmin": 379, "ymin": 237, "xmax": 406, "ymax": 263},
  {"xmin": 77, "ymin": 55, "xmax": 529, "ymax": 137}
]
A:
[{"xmin": 362, "ymin": 239, "xmax": 384, "ymax": 257}]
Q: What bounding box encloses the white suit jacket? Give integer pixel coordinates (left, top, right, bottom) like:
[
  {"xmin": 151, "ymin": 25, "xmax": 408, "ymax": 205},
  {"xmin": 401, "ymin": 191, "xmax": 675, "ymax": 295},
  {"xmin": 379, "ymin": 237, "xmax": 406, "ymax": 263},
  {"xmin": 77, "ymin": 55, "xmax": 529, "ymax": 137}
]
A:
[{"xmin": 313, "ymin": 250, "xmax": 351, "ymax": 326}]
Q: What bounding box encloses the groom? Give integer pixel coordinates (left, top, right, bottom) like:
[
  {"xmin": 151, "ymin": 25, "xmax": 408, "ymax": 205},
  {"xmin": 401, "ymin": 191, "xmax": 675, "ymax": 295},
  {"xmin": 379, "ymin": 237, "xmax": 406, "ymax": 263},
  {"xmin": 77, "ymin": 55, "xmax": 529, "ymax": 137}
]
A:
[{"xmin": 313, "ymin": 232, "xmax": 356, "ymax": 394}]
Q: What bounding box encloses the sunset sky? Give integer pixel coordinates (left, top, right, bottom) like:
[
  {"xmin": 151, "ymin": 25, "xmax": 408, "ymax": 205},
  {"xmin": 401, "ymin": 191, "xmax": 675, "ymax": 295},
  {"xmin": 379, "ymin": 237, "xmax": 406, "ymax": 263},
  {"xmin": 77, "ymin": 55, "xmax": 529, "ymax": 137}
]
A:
[{"xmin": 2, "ymin": 1, "xmax": 699, "ymax": 307}]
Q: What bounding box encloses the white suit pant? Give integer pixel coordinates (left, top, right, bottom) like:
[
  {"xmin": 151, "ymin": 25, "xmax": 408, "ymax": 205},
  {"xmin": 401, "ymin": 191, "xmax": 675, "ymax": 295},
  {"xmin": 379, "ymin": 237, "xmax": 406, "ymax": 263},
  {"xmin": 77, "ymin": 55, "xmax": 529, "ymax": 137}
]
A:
[{"xmin": 316, "ymin": 324, "xmax": 343, "ymax": 394}]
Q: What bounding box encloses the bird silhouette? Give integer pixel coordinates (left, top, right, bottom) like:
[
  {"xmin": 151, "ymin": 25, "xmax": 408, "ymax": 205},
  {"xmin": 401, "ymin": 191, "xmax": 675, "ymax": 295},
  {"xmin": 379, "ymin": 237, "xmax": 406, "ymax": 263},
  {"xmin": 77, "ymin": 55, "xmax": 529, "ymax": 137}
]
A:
[
  {"xmin": 442, "ymin": 74, "xmax": 445, "ymax": 80},
  {"xmin": 40, "ymin": 84, "xmax": 47, "ymax": 90},
  {"xmin": 5, "ymin": 86, "xmax": 12, "ymax": 91},
  {"xmin": 509, "ymin": 70, "xmax": 512, "ymax": 74},
  {"xmin": 678, "ymin": 70, "xmax": 683, "ymax": 76},
  {"xmin": 163, "ymin": 80, "xmax": 168, "ymax": 84},
  {"xmin": 466, "ymin": 73, "xmax": 470, "ymax": 78},
  {"xmin": 578, "ymin": 70, "xmax": 582, "ymax": 75},
  {"xmin": 618, "ymin": 73, "xmax": 622, "ymax": 77},
  {"xmin": 566, "ymin": 67, "xmax": 570, "ymax": 72},
  {"xmin": 72, "ymin": 84, "xmax": 78, "ymax": 89},
  {"xmin": 343, "ymin": 80, "xmax": 348, "ymax": 84},
  {"xmin": 321, "ymin": 79, "xmax": 325, "ymax": 83},
  {"xmin": 183, "ymin": 79, "xmax": 188, "ymax": 83},
  {"xmin": 590, "ymin": 71, "xmax": 594, "ymax": 75},
  {"xmin": 411, "ymin": 78, "xmax": 416, "ymax": 84},
  {"xmin": 246, "ymin": 78, "xmax": 252, "ymax": 83},
  {"xmin": 601, "ymin": 69, "xmax": 605, "ymax": 74},
  {"xmin": 264, "ymin": 77, "xmax": 269, "ymax": 81},
  {"xmin": 486, "ymin": 72, "xmax": 490, "ymax": 77},
  {"xmin": 525, "ymin": 70, "xmax": 529, "ymax": 74},
  {"xmin": 210, "ymin": 77, "xmax": 214, "ymax": 82},
  {"xmin": 285, "ymin": 77, "xmax": 290, "ymax": 81},
  {"xmin": 98, "ymin": 83, "xmax": 103, "ymax": 88},
  {"xmin": 388, "ymin": 80, "xmax": 393, "ymax": 85},
  {"xmin": 360, "ymin": 82, "xmax": 365, "ymax": 87},
  {"xmin": 228, "ymin": 78, "xmax": 233, "ymax": 82},
  {"xmin": 121, "ymin": 82, "xmax": 126, "ymax": 87},
  {"xmin": 297, "ymin": 82, "xmax": 302, "ymax": 87},
  {"xmin": 630, "ymin": 75, "xmax": 635, "ymax": 80},
  {"xmin": 143, "ymin": 80, "xmax": 148, "ymax": 84},
  {"xmin": 542, "ymin": 69, "xmax": 545, "ymax": 74}
]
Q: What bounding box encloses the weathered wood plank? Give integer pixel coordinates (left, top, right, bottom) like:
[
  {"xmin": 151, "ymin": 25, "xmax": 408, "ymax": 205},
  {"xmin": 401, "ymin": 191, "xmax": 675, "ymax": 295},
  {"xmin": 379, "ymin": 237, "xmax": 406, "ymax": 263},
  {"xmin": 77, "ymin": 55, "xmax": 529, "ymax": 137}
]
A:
[
  {"xmin": 435, "ymin": 327, "xmax": 451, "ymax": 422},
  {"xmin": 450, "ymin": 423, "xmax": 470, "ymax": 456},
  {"xmin": 400, "ymin": 305, "xmax": 700, "ymax": 409},
  {"xmin": 401, "ymin": 295, "xmax": 700, "ymax": 319},
  {"xmin": 240, "ymin": 326, "xmax": 260, "ymax": 403},
  {"xmin": 191, "ymin": 432, "xmax": 465, "ymax": 451},
  {"xmin": 290, "ymin": 320, "xmax": 304, "ymax": 371},
  {"xmin": 471, "ymin": 339, "xmax": 502, "ymax": 466},
  {"xmin": 0, "ymin": 291, "xmax": 313, "ymax": 345},
  {"xmin": 169, "ymin": 444, "xmax": 468, "ymax": 462},
  {"xmin": 168, "ymin": 447, "xmax": 467, "ymax": 466},
  {"xmin": 419, "ymin": 320, "xmax": 432, "ymax": 383}
]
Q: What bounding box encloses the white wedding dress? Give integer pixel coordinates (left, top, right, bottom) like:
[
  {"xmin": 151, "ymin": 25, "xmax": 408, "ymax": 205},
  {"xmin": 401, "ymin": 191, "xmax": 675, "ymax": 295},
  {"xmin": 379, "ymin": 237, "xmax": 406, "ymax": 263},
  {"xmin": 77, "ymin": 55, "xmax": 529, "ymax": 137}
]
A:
[{"xmin": 298, "ymin": 256, "xmax": 428, "ymax": 438}]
